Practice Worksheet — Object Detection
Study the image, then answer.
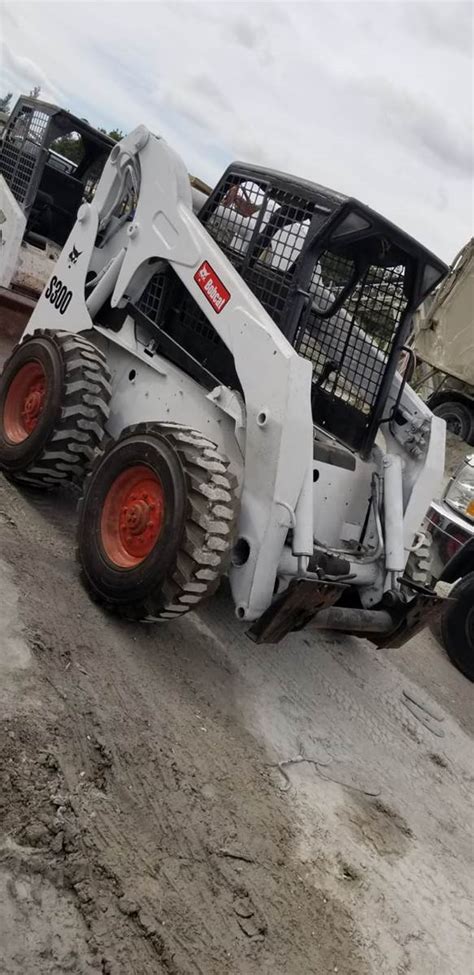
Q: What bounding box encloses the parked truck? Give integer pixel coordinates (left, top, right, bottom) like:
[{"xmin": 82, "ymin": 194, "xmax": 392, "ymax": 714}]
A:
[{"xmin": 411, "ymin": 238, "xmax": 474, "ymax": 445}]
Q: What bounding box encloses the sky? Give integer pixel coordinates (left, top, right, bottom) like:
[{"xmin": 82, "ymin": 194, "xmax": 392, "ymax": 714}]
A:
[{"xmin": 1, "ymin": 0, "xmax": 472, "ymax": 261}]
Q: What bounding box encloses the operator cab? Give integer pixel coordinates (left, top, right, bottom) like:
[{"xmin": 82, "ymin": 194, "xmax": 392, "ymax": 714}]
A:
[
  {"xmin": 200, "ymin": 166, "xmax": 448, "ymax": 453},
  {"xmin": 135, "ymin": 163, "xmax": 448, "ymax": 457}
]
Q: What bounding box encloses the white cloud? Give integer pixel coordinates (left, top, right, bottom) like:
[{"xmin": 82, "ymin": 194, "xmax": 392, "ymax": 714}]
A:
[
  {"xmin": 1, "ymin": 1, "xmax": 472, "ymax": 260},
  {"xmin": 1, "ymin": 43, "xmax": 64, "ymax": 103}
]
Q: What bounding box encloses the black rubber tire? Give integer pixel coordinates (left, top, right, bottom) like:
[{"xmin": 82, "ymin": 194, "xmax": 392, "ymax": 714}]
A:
[
  {"xmin": 405, "ymin": 533, "xmax": 432, "ymax": 586},
  {"xmin": 0, "ymin": 330, "xmax": 111, "ymax": 487},
  {"xmin": 77, "ymin": 422, "xmax": 238, "ymax": 621},
  {"xmin": 441, "ymin": 572, "xmax": 474, "ymax": 681},
  {"xmin": 433, "ymin": 400, "xmax": 473, "ymax": 443}
]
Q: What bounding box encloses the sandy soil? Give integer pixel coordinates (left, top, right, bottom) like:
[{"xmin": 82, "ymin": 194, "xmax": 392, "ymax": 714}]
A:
[{"xmin": 0, "ymin": 470, "xmax": 472, "ymax": 975}]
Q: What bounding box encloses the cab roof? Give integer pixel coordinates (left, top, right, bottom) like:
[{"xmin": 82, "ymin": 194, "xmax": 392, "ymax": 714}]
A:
[
  {"xmin": 230, "ymin": 160, "xmax": 449, "ymax": 300},
  {"xmin": 11, "ymin": 95, "xmax": 114, "ymax": 150}
]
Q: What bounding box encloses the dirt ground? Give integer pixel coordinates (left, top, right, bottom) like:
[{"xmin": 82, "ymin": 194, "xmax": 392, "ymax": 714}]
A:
[
  {"xmin": 0, "ymin": 464, "xmax": 473, "ymax": 975},
  {"xmin": 0, "ymin": 325, "xmax": 473, "ymax": 975}
]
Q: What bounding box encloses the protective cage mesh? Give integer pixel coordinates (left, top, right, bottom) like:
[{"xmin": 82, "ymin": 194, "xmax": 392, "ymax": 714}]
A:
[
  {"xmin": 137, "ymin": 265, "xmax": 237, "ymax": 387},
  {"xmin": 0, "ymin": 108, "xmax": 49, "ymax": 204},
  {"xmin": 297, "ymin": 254, "xmax": 407, "ymax": 439},
  {"xmin": 204, "ymin": 174, "xmax": 330, "ymax": 328},
  {"xmin": 135, "ymin": 169, "xmax": 410, "ymax": 450},
  {"xmin": 137, "ymin": 269, "xmax": 169, "ymax": 324}
]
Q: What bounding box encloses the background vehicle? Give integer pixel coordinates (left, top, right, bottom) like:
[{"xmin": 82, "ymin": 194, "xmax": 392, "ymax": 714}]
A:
[
  {"xmin": 0, "ymin": 95, "xmax": 114, "ymax": 298},
  {"xmin": 0, "ymin": 126, "xmax": 449, "ymax": 645},
  {"xmin": 0, "ymin": 97, "xmax": 212, "ymax": 342},
  {"xmin": 424, "ymin": 455, "xmax": 474, "ymax": 679},
  {"xmin": 411, "ymin": 239, "xmax": 474, "ymax": 444}
]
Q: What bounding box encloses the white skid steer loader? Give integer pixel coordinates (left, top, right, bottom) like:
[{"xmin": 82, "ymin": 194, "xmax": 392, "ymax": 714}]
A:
[{"xmin": 0, "ymin": 125, "xmax": 449, "ymax": 644}]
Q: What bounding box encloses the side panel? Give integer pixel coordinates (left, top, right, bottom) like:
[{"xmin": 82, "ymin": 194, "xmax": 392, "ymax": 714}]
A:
[
  {"xmin": 12, "ymin": 239, "xmax": 62, "ymax": 296},
  {"xmin": 90, "ymin": 321, "xmax": 244, "ymax": 477},
  {"xmin": 0, "ymin": 175, "xmax": 26, "ymax": 287},
  {"xmin": 23, "ymin": 203, "xmax": 99, "ymax": 335},
  {"xmin": 312, "ymin": 457, "xmax": 376, "ymax": 549}
]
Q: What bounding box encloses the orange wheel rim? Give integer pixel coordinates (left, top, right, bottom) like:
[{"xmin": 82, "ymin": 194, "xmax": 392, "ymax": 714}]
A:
[
  {"xmin": 100, "ymin": 465, "xmax": 165, "ymax": 568},
  {"xmin": 3, "ymin": 360, "xmax": 47, "ymax": 443}
]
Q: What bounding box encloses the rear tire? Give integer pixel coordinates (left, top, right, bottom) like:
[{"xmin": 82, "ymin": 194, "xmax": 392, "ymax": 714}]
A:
[
  {"xmin": 77, "ymin": 422, "xmax": 239, "ymax": 621},
  {"xmin": 0, "ymin": 330, "xmax": 111, "ymax": 487},
  {"xmin": 441, "ymin": 572, "xmax": 474, "ymax": 681}
]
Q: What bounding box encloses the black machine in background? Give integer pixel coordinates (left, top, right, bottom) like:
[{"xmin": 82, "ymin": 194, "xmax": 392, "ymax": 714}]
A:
[{"xmin": 0, "ymin": 95, "xmax": 114, "ymax": 248}]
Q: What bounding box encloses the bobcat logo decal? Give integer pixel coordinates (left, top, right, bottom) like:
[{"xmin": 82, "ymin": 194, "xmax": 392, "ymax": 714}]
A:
[{"xmin": 67, "ymin": 244, "xmax": 82, "ymax": 269}]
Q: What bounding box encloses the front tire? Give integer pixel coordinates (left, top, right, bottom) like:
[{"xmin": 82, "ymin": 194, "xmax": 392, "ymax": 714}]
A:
[
  {"xmin": 0, "ymin": 330, "xmax": 111, "ymax": 487},
  {"xmin": 441, "ymin": 572, "xmax": 474, "ymax": 681},
  {"xmin": 432, "ymin": 399, "xmax": 473, "ymax": 444},
  {"xmin": 77, "ymin": 422, "xmax": 238, "ymax": 621}
]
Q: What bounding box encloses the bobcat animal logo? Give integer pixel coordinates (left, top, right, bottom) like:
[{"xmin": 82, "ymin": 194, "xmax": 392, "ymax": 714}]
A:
[{"xmin": 67, "ymin": 244, "xmax": 82, "ymax": 269}]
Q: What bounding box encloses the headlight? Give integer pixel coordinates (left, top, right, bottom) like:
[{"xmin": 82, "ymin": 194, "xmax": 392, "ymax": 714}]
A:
[{"xmin": 444, "ymin": 455, "xmax": 474, "ymax": 522}]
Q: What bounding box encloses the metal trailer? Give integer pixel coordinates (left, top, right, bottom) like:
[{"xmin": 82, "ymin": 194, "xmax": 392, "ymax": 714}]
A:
[{"xmin": 411, "ymin": 238, "xmax": 474, "ymax": 444}]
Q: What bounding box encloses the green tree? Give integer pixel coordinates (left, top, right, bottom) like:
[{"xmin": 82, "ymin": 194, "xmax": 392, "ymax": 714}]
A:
[
  {"xmin": 50, "ymin": 133, "xmax": 83, "ymax": 164},
  {"xmin": 51, "ymin": 126, "xmax": 123, "ymax": 165},
  {"xmin": 98, "ymin": 127, "xmax": 123, "ymax": 142},
  {"xmin": 0, "ymin": 92, "xmax": 12, "ymax": 114}
]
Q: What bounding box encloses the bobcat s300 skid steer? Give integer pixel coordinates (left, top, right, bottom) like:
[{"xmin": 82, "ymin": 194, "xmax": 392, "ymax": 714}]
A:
[{"xmin": 0, "ymin": 126, "xmax": 449, "ymax": 644}]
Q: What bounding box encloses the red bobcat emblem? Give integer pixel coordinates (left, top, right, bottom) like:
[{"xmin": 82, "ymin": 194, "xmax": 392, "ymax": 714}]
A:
[{"xmin": 194, "ymin": 261, "xmax": 230, "ymax": 313}]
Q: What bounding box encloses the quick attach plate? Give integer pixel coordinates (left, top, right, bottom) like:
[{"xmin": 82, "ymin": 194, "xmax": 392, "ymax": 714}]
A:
[{"xmin": 247, "ymin": 578, "xmax": 346, "ymax": 645}]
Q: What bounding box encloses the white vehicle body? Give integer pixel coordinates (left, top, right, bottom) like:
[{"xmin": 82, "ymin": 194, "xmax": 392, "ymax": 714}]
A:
[{"xmin": 19, "ymin": 125, "xmax": 448, "ymax": 641}]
